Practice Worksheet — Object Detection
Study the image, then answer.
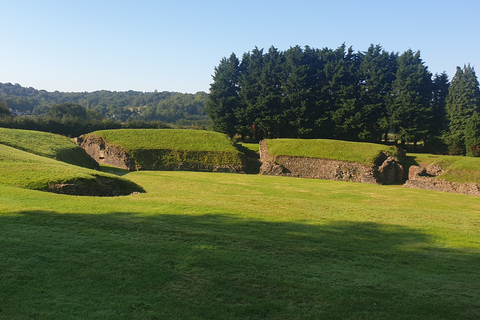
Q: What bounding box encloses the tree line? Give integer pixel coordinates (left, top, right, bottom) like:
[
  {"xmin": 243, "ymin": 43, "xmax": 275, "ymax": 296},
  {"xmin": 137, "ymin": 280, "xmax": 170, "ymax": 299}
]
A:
[
  {"xmin": 0, "ymin": 83, "xmax": 210, "ymax": 127},
  {"xmin": 0, "ymin": 101, "xmax": 171, "ymax": 137},
  {"xmin": 205, "ymin": 44, "xmax": 480, "ymax": 155}
]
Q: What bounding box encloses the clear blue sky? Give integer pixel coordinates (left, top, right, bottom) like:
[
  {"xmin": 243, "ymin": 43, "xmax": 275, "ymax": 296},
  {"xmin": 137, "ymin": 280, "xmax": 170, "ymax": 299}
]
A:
[{"xmin": 1, "ymin": 0, "xmax": 478, "ymax": 93}]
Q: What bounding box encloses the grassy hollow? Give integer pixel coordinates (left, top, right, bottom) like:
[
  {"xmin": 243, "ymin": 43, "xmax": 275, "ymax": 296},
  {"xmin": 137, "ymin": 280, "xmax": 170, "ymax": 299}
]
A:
[{"xmin": 0, "ymin": 143, "xmax": 143, "ymax": 195}]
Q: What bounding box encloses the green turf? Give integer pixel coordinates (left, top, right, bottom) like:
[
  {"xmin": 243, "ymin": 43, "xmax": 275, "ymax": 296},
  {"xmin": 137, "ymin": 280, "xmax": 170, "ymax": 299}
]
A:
[
  {"xmin": 238, "ymin": 142, "xmax": 260, "ymax": 153},
  {"xmin": 89, "ymin": 128, "xmax": 244, "ymax": 168},
  {"xmin": 0, "ymin": 127, "xmax": 96, "ymax": 169},
  {"xmin": 265, "ymin": 138, "xmax": 399, "ymax": 165},
  {"xmin": 91, "ymin": 129, "xmax": 240, "ymax": 153},
  {"xmin": 0, "ymin": 144, "xmax": 143, "ymax": 195},
  {"xmin": 1, "ymin": 171, "xmax": 479, "ymax": 319},
  {"xmin": 406, "ymin": 153, "xmax": 480, "ymax": 183}
]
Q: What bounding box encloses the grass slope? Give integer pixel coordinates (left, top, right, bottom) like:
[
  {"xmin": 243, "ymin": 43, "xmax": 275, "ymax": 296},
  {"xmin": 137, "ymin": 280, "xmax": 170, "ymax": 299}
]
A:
[
  {"xmin": 90, "ymin": 128, "xmax": 244, "ymax": 167},
  {"xmin": 266, "ymin": 138, "xmax": 399, "ymax": 165},
  {"xmin": 0, "ymin": 127, "xmax": 96, "ymax": 169},
  {"xmin": 407, "ymin": 153, "xmax": 480, "ymax": 183},
  {"xmin": 0, "ymin": 144, "xmax": 143, "ymax": 195},
  {"xmin": 1, "ymin": 171, "xmax": 479, "ymax": 319}
]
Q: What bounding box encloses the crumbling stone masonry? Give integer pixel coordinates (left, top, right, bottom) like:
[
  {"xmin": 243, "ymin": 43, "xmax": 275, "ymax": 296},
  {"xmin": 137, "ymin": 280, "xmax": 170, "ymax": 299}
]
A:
[{"xmin": 259, "ymin": 140, "xmax": 404, "ymax": 185}]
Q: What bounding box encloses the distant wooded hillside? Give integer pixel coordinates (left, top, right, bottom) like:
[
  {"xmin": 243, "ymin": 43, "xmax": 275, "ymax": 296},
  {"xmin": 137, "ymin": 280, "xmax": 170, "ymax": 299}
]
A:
[{"xmin": 0, "ymin": 83, "xmax": 210, "ymax": 126}]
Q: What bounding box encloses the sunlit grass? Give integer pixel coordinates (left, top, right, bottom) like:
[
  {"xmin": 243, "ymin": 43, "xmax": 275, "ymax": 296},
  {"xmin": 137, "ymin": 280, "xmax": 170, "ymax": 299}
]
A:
[
  {"xmin": 407, "ymin": 153, "xmax": 480, "ymax": 183},
  {"xmin": 266, "ymin": 138, "xmax": 399, "ymax": 164},
  {"xmin": 1, "ymin": 171, "xmax": 479, "ymax": 319},
  {"xmin": 0, "ymin": 144, "xmax": 142, "ymax": 194},
  {"xmin": 0, "ymin": 127, "xmax": 96, "ymax": 168},
  {"xmin": 90, "ymin": 128, "xmax": 244, "ymax": 167},
  {"xmin": 91, "ymin": 128, "xmax": 239, "ymax": 152}
]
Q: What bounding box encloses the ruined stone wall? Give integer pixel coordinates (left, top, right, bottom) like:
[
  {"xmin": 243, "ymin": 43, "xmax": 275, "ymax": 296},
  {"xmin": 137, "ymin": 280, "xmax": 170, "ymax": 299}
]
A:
[
  {"xmin": 76, "ymin": 134, "xmax": 244, "ymax": 173},
  {"xmin": 75, "ymin": 135, "xmax": 136, "ymax": 170},
  {"xmin": 404, "ymin": 165, "xmax": 480, "ymax": 196},
  {"xmin": 259, "ymin": 140, "xmax": 404, "ymax": 185}
]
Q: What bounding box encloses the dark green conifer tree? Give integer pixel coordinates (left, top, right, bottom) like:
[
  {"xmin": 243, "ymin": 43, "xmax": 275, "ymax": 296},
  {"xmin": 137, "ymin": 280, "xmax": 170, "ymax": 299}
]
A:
[
  {"xmin": 464, "ymin": 111, "xmax": 480, "ymax": 156},
  {"xmin": 328, "ymin": 45, "xmax": 363, "ymax": 141},
  {"xmin": 281, "ymin": 46, "xmax": 314, "ymax": 138},
  {"xmin": 358, "ymin": 45, "xmax": 398, "ymax": 142},
  {"xmin": 237, "ymin": 48, "xmax": 265, "ymax": 139},
  {"xmin": 254, "ymin": 46, "xmax": 285, "ymax": 138},
  {"xmin": 445, "ymin": 64, "xmax": 480, "ymax": 154},
  {"xmin": 388, "ymin": 49, "xmax": 433, "ymax": 145},
  {"xmin": 431, "ymin": 72, "xmax": 450, "ymax": 137},
  {"xmin": 205, "ymin": 53, "xmax": 241, "ymax": 137}
]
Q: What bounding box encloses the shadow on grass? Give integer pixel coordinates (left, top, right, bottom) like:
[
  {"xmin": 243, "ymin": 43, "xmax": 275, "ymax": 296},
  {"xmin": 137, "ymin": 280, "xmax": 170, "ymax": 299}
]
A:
[
  {"xmin": 98, "ymin": 164, "xmax": 131, "ymax": 176},
  {"xmin": 1, "ymin": 211, "xmax": 479, "ymax": 319}
]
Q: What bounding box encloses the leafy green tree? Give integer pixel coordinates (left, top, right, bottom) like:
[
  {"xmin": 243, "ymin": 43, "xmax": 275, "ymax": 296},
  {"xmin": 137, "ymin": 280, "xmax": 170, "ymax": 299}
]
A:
[
  {"xmin": 0, "ymin": 100, "xmax": 11, "ymax": 117},
  {"xmin": 47, "ymin": 103, "xmax": 88, "ymax": 119},
  {"xmin": 445, "ymin": 65, "xmax": 480, "ymax": 154}
]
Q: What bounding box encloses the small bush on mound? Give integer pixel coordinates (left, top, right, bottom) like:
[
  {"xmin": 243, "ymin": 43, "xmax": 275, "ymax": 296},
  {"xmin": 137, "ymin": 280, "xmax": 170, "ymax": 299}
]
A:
[
  {"xmin": 0, "ymin": 128, "xmax": 96, "ymax": 169},
  {"xmin": 89, "ymin": 129, "xmax": 244, "ymax": 168},
  {"xmin": 0, "ymin": 144, "xmax": 144, "ymax": 196},
  {"xmin": 265, "ymin": 138, "xmax": 400, "ymax": 165},
  {"xmin": 407, "ymin": 153, "xmax": 480, "ymax": 184}
]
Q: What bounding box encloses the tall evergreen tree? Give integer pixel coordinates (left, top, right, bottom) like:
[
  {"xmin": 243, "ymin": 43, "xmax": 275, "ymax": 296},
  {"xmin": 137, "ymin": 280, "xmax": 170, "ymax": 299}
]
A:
[
  {"xmin": 205, "ymin": 53, "xmax": 241, "ymax": 137},
  {"xmin": 431, "ymin": 72, "xmax": 450, "ymax": 137},
  {"xmin": 328, "ymin": 45, "xmax": 363, "ymax": 140},
  {"xmin": 388, "ymin": 49, "xmax": 433, "ymax": 145},
  {"xmin": 464, "ymin": 111, "xmax": 480, "ymax": 156},
  {"xmin": 237, "ymin": 47, "xmax": 265, "ymax": 139},
  {"xmin": 358, "ymin": 44, "xmax": 398, "ymax": 142},
  {"xmin": 445, "ymin": 64, "xmax": 480, "ymax": 154},
  {"xmin": 281, "ymin": 46, "xmax": 315, "ymax": 138},
  {"xmin": 254, "ymin": 46, "xmax": 285, "ymax": 138}
]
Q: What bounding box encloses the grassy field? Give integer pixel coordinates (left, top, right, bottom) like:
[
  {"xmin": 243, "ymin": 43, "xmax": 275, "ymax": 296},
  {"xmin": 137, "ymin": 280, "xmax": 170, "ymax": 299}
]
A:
[
  {"xmin": 265, "ymin": 139, "xmax": 399, "ymax": 165},
  {"xmin": 1, "ymin": 170, "xmax": 479, "ymax": 319},
  {"xmin": 406, "ymin": 153, "xmax": 480, "ymax": 183},
  {"xmin": 0, "ymin": 128, "xmax": 96, "ymax": 169}
]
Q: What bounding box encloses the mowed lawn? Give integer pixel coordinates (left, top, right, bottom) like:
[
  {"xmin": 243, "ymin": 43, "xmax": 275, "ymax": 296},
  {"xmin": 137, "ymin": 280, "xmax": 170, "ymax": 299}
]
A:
[{"xmin": 1, "ymin": 171, "xmax": 480, "ymax": 319}]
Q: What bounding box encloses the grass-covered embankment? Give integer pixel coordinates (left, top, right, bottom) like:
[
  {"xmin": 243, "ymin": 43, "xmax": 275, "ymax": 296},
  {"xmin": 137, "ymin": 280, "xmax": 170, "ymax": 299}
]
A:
[
  {"xmin": 406, "ymin": 153, "xmax": 480, "ymax": 184},
  {"xmin": 265, "ymin": 138, "xmax": 399, "ymax": 165},
  {"xmin": 0, "ymin": 172, "xmax": 479, "ymax": 319},
  {"xmin": 0, "ymin": 144, "xmax": 143, "ymax": 196},
  {"xmin": 0, "ymin": 127, "xmax": 96, "ymax": 169},
  {"xmin": 89, "ymin": 129, "xmax": 244, "ymax": 169}
]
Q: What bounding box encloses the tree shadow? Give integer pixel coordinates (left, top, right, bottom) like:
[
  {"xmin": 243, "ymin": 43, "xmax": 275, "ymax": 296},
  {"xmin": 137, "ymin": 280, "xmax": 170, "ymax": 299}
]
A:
[{"xmin": 1, "ymin": 210, "xmax": 479, "ymax": 319}]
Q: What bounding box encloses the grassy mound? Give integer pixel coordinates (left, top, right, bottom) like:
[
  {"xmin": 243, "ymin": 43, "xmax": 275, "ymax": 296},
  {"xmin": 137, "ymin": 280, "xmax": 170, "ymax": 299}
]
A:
[
  {"xmin": 89, "ymin": 129, "xmax": 244, "ymax": 168},
  {"xmin": 0, "ymin": 144, "xmax": 144, "ymax": 196},
  {"xmin": 0, "ymin": 128, "xmax": 96, "ymax": 169},
  {"xmin": 265, "ymin": 138, "xmax": 399, "ymax": 165},
  {"xmin": 407, "ymin": 153, "xmax": 480, "ymax": 184}
]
